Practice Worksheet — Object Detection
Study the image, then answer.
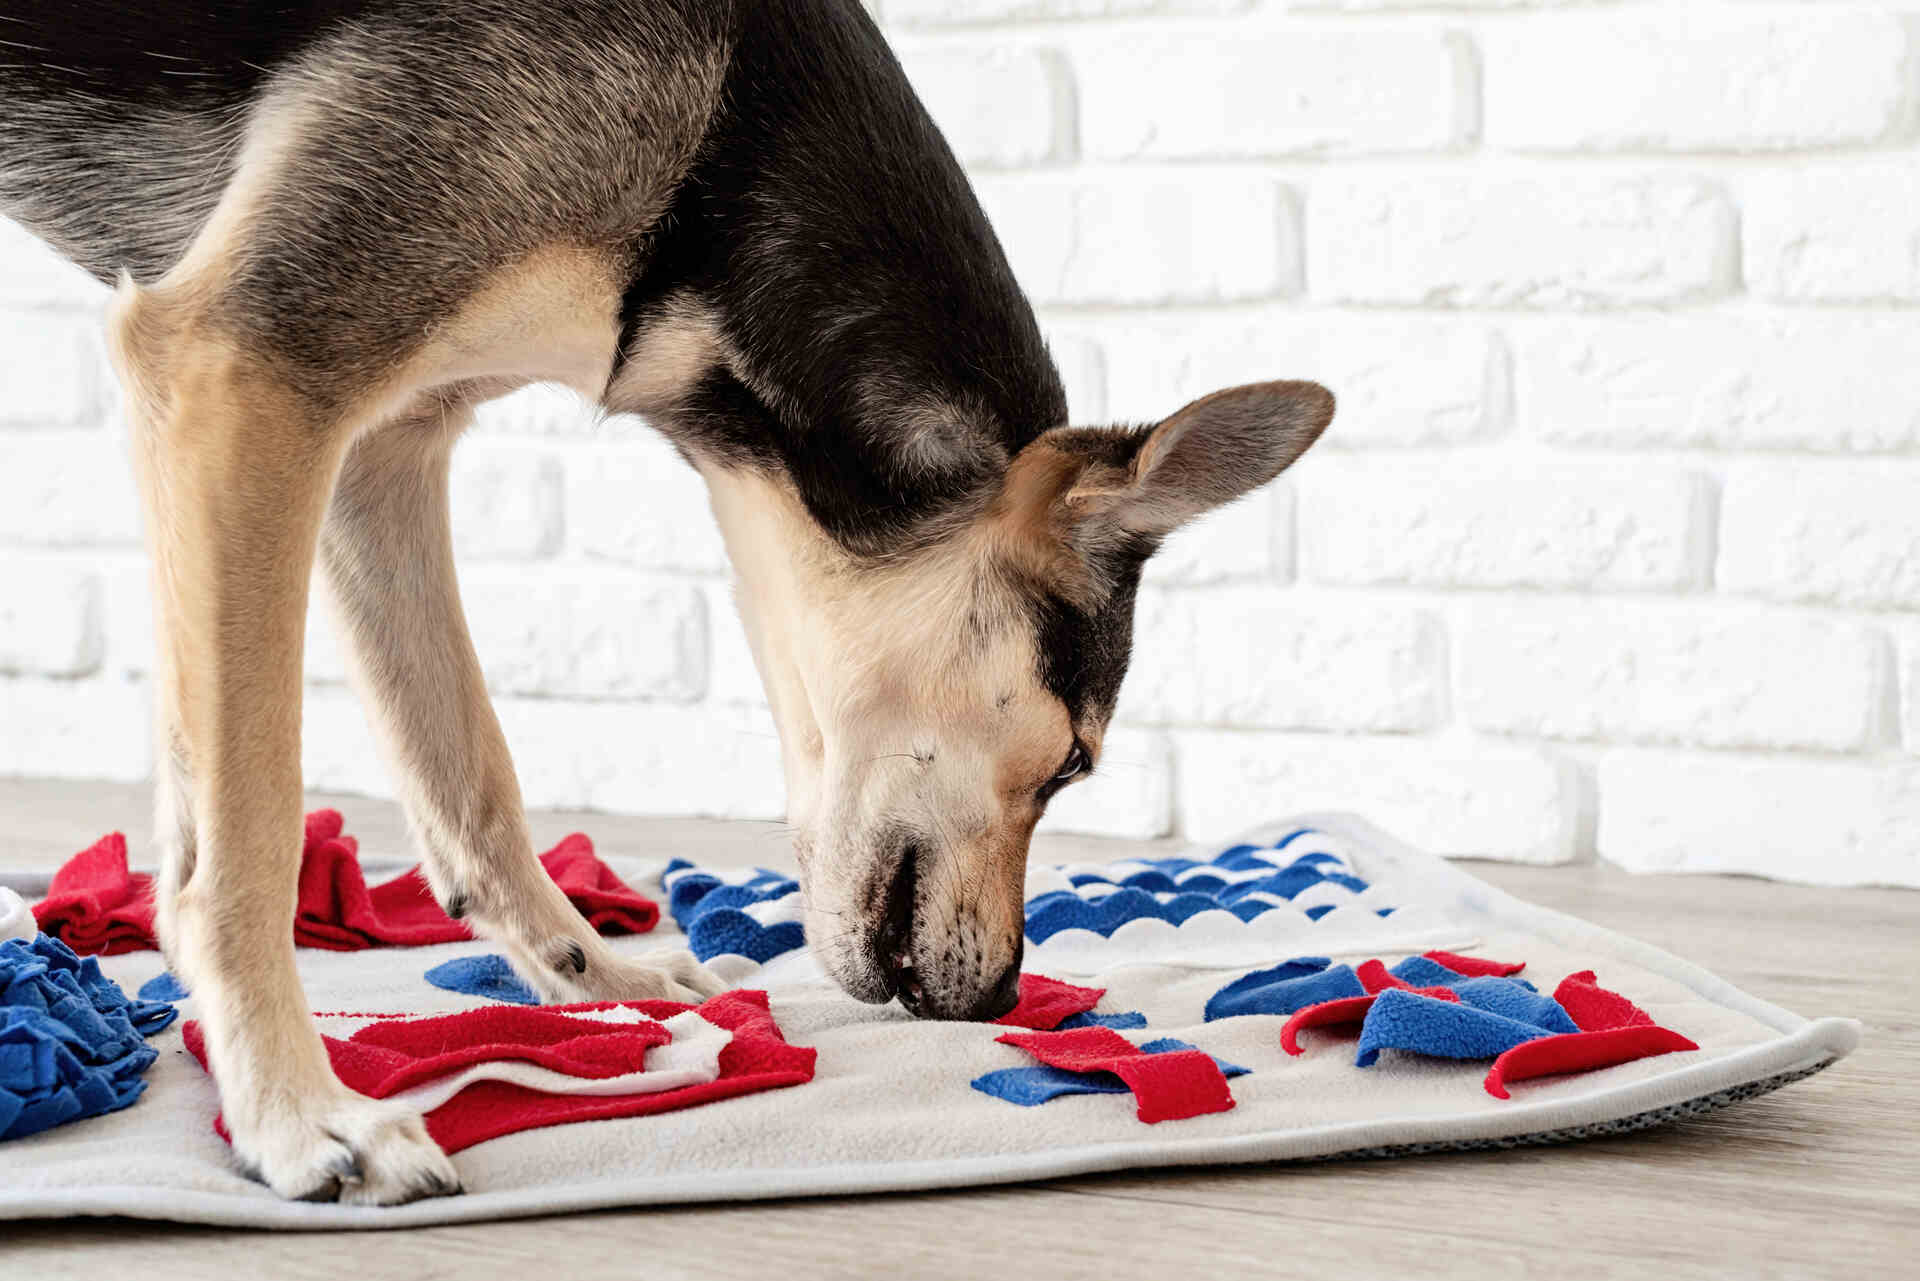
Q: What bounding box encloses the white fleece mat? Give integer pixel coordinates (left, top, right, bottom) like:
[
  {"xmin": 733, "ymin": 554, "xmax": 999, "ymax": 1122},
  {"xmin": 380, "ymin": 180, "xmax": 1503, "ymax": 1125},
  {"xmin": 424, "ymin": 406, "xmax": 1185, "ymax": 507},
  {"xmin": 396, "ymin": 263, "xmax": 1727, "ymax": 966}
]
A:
[{"xmin": 0, "ymin": 813, "xmax": 1860, "ymax": 1228}]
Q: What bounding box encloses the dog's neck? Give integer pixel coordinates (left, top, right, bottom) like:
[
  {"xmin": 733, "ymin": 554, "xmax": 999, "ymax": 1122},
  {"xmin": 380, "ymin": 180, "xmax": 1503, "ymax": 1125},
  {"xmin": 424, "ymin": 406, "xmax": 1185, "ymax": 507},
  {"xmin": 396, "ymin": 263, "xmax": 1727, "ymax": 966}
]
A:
[{"xmin": 604, "ymin": 0, "xmax": 1066, "ymax": 560}]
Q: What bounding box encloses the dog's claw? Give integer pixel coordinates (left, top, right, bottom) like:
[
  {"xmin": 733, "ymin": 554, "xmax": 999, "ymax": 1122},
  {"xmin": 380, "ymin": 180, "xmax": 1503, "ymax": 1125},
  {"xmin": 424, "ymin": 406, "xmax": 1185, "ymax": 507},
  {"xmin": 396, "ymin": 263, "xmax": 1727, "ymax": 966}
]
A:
[{"xmin": 230, "ymin": 1092, "xmax": 458, "ymax": 1206}]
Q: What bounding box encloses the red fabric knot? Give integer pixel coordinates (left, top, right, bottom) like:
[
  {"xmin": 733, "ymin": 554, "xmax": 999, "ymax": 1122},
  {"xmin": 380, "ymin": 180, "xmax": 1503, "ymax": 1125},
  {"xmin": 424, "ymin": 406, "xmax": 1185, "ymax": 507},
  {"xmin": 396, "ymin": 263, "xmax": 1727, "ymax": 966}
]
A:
[
  {"xmin": 995, "ymin": 1026, "xmax": 1235, "ymax": 1124},
  {"xmin": 29, "ymin": 832, "xmax": 156, "ymax": 956},
  {"xmin": 185, "ymin": 989, "xmax": 816, "ymax": 1154},
  {"xmin": 1552, "ymin": 970, "xmax": 1656, "ymax": 1032},
  {"xmin": 1423, "ymin": 950, "xmax": 1527, "ymax": 978},
  {"xmin": 1482, "ymin": 971, "xmax": 1697, "ymax": 1099},
  {"xmin": 1281, "ymin": 985, "xmax": 1459, "ymax": 1056},
  {"xmin": 33, "ymin": 809, "xmax": 660, "ymax": 954},
  {"xmin": 993, "ymin": 973, "xmax": 1105, "ymax": 1030}
]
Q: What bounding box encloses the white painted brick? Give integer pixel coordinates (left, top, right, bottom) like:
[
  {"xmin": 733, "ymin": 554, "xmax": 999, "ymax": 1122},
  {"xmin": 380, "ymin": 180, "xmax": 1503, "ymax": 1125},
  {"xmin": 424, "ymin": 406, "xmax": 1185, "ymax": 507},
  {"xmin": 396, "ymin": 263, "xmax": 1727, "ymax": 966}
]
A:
[
  {"xmin": 1515, "ymin": 313, "xmax": 1920, "ymax": 453},
  {"xmin": 302, "ymin": 687, "xmax": 394, "ymax": 798},
  {"xmin": 0, "ymin": 220, "xmax": 104, "ymax": 309},
  {"xmin": 1291, "ymin": 0, "xmax": 1605, "ymax": 8},
  {"xmin": 0, "ymin": 310, "xmax": 107, "ymax": 429},
  {"xmin": 1598, "ymin": 751, "xmax": 1920, "ymax": 888},
  {"xmin": 1296, "ymin": 458, "xmax": 1708, "ymax": 591},
  {"xmin": 1308, "ymin": 174, "xmax": 1734, "ymax": 307},
  {"xmin": 0, "ymin": 677, "xmax": 150, "ymax": 783},
  {"xmin": 1900, "ymin": 628, "xmax": 1920, "ymax": 755},
  {"xmin": 448, "ymin": 444, "xmax": 563, "ymax": 560},
  {"xmin": 1461, "ymin": 601, "xmax": 1885, "ymax": 753},
  {"xmin": 462, "ymin": 571, "xmax": 707, "ymax": 701},
  {"xmin": 979, "ymin": 174, "xmax": 1298, "ymax": 305},
  {"xmin": 1719, "ymin": 463, "xmax": 1920, "ymax": 609},
  {"xmin": 1141, "ymin": 483, "xmax": 1287, "ymax": 587},
  {"xmin": 1124, "ymin": 588, "xmax": 1443, "ymax": 731},
  {"xmin": 565, "ymin": 437, "xmax": 728, "ymax": 572},
  {"xmin": 1173, "ymin": 731, "xmax": 1579, "ymax": 863},
  {"xmin": 471, "ymin": 382, "xmax": 605, "ymax": 437},
  {"xmin": 1485, "ymin": 13, "xmax": 1910, "ymax": 151},
  {"xmin": 888, "ymin": 0, "xmax": 1245, "ymax": 25},
  {"xmin": 303, "ymin": 585, "xmax": 354, "ymax": 685},
  {"xmin": 704, "ymin": 580, "xmax": 771, "ymax": 708},
  {"xmin": 100, "ymin": 560, "xmax": 154, "ymax": 679},
  {"xmin": 1079, "ymin": 29, "xmax": 1470, "ymax": 159},
  {"xmin": 900, "ymin": 45, "xmax": 1070, "ymax": 168},
  {"xmin": 496, "ymin": 698, "xmax": 786, "ymax": 819},
  {"xmin": 1037, "ymin": 726, "xmax": 1171, "ymax": 839},
  {"xmin": 0, "ymin": 432, "xmax": 143, "ymax": 547},
  {"xmin": 1047, "ymin": 331, "xmax": 1106, "ymax": 424},
  {"xmin": 0, "ymin": 559, "xmax": 100, "ymax": 677},
  {"xmin": 1099, "ymin": 315, "xmax": 1505, "ymax": 448},
  {"xmin": 1746, "ymin": 166, "xmax": 1920, "ymax": 303}
]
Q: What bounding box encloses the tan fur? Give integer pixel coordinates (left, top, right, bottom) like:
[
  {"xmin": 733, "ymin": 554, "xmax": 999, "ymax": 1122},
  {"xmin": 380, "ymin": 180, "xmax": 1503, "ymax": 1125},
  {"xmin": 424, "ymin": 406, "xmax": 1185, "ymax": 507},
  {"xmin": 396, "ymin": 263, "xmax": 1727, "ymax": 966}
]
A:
[
  {"xmin": 103, "ymin": 93, "xmax": 720, "ymax": 1203},
  {"xmin": 700, "ymin": 461, "xmax": 1089, "ymax": 1011},
  {"xmin": 604, "ymin": 293, "xmax": 728, "ymax": 417}
]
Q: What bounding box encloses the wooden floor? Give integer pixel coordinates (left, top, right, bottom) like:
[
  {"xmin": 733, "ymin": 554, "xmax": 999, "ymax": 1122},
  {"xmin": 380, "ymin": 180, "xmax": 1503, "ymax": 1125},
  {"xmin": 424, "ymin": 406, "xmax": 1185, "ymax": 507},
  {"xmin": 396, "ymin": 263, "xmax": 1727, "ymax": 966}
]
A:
[{"xmin": 3, "ymin": 779, "xmax": 1915, "ymax": 1278}]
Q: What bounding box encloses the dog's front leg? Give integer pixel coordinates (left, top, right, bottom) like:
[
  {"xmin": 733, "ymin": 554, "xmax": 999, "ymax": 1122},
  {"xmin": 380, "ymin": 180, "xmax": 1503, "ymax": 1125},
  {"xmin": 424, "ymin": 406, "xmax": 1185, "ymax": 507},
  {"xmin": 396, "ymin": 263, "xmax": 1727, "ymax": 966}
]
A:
[
  {"xmin": 318, "ymin": 404, "xmax": 722, "ymax": 1005},
  {"xmin": 111, "ymin": 282, "xmax": 458, "ymax": 1205}
]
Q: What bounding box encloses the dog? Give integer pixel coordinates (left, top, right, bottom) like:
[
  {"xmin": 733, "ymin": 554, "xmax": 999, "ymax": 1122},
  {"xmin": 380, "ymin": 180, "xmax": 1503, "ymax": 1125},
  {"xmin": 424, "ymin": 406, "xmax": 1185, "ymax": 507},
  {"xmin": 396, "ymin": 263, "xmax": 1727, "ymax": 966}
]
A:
[{"xmin": 0, "ymin": 0, "xmax": 1333, "ymax": 1203}]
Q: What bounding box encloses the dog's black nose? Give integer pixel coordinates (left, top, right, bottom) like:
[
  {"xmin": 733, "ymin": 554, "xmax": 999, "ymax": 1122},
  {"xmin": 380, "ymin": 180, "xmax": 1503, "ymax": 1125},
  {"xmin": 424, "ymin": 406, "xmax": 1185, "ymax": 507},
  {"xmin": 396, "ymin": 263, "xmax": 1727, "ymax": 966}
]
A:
[{"xmin": 974, "ymin": 960, "xmax": 1024, "ymax": 1021}]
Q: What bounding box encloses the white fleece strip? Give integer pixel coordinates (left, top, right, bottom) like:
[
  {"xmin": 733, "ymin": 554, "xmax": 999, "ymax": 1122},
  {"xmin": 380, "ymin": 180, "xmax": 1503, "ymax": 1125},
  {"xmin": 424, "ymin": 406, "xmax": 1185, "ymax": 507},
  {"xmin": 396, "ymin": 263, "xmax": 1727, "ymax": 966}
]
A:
[
  {"xmin": 0, "ymin": 887, "xmax": 35, "ymax": 943},
  {"xmin": 384, "ymin": 1010, "xmax": 729, "ymax": 1113}
]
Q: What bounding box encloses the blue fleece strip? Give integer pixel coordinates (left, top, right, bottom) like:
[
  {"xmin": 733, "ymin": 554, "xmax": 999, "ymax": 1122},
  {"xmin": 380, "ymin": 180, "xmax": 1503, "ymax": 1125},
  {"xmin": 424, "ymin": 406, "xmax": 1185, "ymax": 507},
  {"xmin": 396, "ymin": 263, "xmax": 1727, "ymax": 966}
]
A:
[
  {"xmin": 1, "ymin": 936, "xmax": 168, "ymax": 1140},
  {"xmin": 1448, "ymin": 977, "xmax": 1579, "ymax": 1034},
  {"xmin": 1056, "ymin": 1010, "xmax": 1149, "ymax": 1031},
  {"xmin": 970, "ymin": 1037, "xmax": 1249, "ymax": 1107},
  {"xmin": 424, "ymin": 954, "xmax": 541, "ymax": 1006},
  {"xmin": 1203, "ymin": 957, "xmax": 1352, "ymax": 1021},
  {"xmin": 1387, "ymin": 955, "xmax": 1466, "ymax": 988},
  {"xmin": 1354, "ymin": 988, "xmax": 1559, "ymax": 1067},
  {"xmin": 137, "ymin": 972, "xmax": 189, "ymax": 1004}
]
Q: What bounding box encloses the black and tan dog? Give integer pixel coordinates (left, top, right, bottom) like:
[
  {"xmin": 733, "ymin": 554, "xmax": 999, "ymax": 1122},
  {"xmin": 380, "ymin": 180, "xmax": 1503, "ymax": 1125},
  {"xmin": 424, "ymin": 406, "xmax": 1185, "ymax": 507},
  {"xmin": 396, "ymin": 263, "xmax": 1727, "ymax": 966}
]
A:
[{"xmin": 0, "ymin": 0, "xmax": 1332, "ymax": 1202}]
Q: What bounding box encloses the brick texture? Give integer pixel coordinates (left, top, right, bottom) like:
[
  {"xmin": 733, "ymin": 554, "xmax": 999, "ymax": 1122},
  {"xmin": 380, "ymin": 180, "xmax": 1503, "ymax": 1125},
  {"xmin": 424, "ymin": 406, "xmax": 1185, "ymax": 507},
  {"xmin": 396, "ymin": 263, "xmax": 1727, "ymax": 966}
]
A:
[{"xmin": 4, "ymin": 5, "xmax": 1918, "ymax": 887}]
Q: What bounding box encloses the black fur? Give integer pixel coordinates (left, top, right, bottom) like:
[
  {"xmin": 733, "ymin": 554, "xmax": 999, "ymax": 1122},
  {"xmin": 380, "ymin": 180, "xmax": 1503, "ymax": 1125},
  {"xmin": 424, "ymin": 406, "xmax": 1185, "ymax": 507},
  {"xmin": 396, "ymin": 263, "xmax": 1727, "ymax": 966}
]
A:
[{"xmin": 625, "ymin": 0, "xmax": 1066, "ymax": 555}]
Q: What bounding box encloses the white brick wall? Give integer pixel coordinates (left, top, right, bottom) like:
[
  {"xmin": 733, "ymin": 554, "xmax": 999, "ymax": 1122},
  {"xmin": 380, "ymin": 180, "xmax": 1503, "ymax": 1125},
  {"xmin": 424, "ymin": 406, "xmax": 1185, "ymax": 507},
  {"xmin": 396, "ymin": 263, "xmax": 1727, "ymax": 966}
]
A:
[{"xmin": 5, "ymin": 1, "xmax": 1920, "ymax": 888}]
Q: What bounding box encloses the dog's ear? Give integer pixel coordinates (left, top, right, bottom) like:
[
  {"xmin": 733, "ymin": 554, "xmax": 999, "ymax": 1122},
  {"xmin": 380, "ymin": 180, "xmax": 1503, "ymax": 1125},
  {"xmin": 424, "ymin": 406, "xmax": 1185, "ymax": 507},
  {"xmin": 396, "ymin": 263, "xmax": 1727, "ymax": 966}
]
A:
[
  {"xmin": 989, "ymin": 380, "xmax": 1333, "ymax": 593},
  {"xmin": 1064, "ymin": 380, "xmax": 1334, "ymax": 536}
]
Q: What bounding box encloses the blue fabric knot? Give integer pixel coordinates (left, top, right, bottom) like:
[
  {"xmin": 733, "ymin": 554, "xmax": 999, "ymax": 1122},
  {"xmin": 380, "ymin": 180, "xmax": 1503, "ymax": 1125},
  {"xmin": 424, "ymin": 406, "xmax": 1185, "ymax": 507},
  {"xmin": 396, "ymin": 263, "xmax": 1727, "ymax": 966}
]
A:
[
  {"xmin": 424, "ymin": 953, "xmax": 542, "ymax": 1005},
  {"xmin": 1203, "ymin": 957, "xmax": 1348, "ymax": 1021},
  {"xmin": 971, "ymin": 1037, "xmax": 1250, "ymax": 1108},
  {"xmin": 1057, "ymin": 1010, "xmax": 1149, "ymax": 1031},
  {"xmin": 1, "ymin": 935, "xmax": 172, "ymax": 1140},
  {"xmin": 661, "ymin": 861, "xmax": 807, "ymax": 964},
  {"xmin": 1354, "ymin": 988, "xmax": 1563, "ymax": 1068}
]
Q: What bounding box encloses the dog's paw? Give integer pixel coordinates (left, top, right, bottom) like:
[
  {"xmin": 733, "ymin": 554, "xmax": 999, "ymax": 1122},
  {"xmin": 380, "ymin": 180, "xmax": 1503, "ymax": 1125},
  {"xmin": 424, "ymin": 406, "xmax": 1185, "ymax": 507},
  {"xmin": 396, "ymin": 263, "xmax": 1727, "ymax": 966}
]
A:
[
  {"xmin": 518, "ymin": 940, "xmax": 728, "ymax": 1004},
  {"xmin": 231, "ymin": 1090, "xmax": 460, "ymax": 1206}
]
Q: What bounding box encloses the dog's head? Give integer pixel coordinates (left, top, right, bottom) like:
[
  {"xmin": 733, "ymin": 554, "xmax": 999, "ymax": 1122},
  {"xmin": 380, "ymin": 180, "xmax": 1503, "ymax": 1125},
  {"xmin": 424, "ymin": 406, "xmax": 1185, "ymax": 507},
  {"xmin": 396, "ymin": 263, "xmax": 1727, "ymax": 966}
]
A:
[{"xmin": 707, "ymin": 380, "xmax": 1333, "ymax": 1019}]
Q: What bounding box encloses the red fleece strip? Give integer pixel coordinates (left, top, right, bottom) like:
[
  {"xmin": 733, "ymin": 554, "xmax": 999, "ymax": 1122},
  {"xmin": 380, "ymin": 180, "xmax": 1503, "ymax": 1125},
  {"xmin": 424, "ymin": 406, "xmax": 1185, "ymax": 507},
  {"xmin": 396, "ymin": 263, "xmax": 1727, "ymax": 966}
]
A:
[
  {"xmin": 30, "ymin": 832, "xmax": 154, "ymax": 956},
  {"xmin": 1553, "ymin": 970, "xmax": 1656, "ymax": 1032},
  {"xmin": 1281, "ymin": 985, "xmax": 1459, "ymax": 1055},
  {"xmin": 186, "ymin": 990, "xmax": 816, "ymax": 1154},
  {"xmin": 1423, "ymin": 950, "xmax": 1527, "ymax": 978},
  {"xmin": 1483, "ymin": 1026, "xmax": 1699, "ymax": 1099},
  {"xmin": 993, "ymin": 973, "xmax": 1105, "ymax": 1030},
  {"xmin": 34, "ymin": 810, "xmax": 659, "ymax": 954},
  {"xmin": 995, "ymin": 1026, "xmax": 1235, "ymax": 1123},
  {"xmin": 1356, "ymin": 959, "xmax": 1412, "ymax": 994}
]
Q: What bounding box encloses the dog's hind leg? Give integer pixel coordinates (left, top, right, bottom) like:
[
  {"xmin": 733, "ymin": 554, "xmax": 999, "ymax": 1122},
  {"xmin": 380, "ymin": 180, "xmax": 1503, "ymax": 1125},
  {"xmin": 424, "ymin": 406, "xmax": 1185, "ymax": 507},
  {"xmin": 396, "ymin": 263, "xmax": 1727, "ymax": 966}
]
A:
[
  {"xmin": 317, "ymin": 402, "xmax": 722, "ymax": 1005},
  {"xmin": 110, "ymin": 284, "xmax": 459, "ymax": 1206}
]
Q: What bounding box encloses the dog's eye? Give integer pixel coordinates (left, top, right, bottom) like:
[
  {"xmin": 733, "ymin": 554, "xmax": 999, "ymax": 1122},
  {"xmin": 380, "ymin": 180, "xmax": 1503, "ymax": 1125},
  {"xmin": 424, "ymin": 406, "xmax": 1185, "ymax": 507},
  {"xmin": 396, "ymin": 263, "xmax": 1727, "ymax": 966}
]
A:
[{"xmin": 1053, "ymin": 744, "xmax": 1088, "ymax": 782}]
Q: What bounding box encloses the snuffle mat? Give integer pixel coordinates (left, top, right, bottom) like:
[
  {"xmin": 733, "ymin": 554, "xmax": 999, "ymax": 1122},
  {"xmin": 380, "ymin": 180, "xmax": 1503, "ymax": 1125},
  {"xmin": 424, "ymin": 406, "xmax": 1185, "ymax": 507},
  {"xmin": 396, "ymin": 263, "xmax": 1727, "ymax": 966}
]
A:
[{"xmin": 0, "ymin": 812, "xmax": 1859, "ymax": 1228}]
